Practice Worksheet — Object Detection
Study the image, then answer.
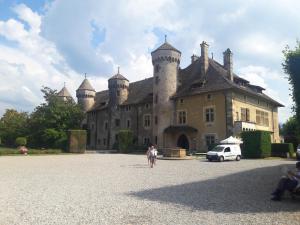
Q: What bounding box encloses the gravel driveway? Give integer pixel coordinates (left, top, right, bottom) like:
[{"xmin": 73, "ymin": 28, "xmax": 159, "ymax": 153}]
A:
[{"xmin": 0, "ymin": 154, "xmax": 299, "ymax": 225}]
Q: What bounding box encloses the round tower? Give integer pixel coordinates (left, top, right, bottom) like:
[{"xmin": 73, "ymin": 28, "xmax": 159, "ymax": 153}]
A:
[
  {"xmin": 108, "ymin": 67, "xmax": 129, "ymax": 106},
  {"xmin": 76, "ymin": 76, "xmax": 96, "ymax": 112},
  {"xmin": 151, "ymin": 38, "xmax": 181, "ymax": 149}
]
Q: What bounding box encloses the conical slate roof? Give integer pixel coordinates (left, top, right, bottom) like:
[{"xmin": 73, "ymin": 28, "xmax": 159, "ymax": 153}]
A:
[
  {"xmin": 77, "ymin": 78, "xmax": 95, "ymax": 91},
  {"xmin": 109, "ymin": 73, "xmax": 128, "ymax": 81},
  {"xmin": 57, "ymin": 86, "xmax": 72, "ymax": 97},
  {"xmin": 152, "ymin": 41, "xmax": 181, "ymax": 54}
]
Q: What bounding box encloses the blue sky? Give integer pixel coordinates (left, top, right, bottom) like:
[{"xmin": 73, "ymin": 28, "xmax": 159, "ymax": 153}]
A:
[{"xmin": 0, "ymin": 0, "xmax": 299, "ymax": 123}]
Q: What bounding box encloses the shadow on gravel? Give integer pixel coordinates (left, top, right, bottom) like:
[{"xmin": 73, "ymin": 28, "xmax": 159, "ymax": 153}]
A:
[{"xmin": 129, "ymin": 163, "xmax": 300, "ymax": 213}]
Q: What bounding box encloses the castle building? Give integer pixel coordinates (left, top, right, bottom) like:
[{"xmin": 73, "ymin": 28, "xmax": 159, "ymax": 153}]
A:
[{"xmin": 72, "ymin": 40, "xmax": 283, "ymax": 151}]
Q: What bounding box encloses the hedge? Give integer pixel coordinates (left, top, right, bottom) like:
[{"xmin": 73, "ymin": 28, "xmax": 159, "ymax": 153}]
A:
[
  {"xmin": 271, "ymin": 143, "xmax": 294, "ymax": 158},
  {"xmin": 118, "ymin": 130, "xmax": 134, "ymax": 153},
  {"xmin": 68, "ymin": 130, "xmax": 86, "ymax": 153},
  {"xmin": 241, "ymin": 131, "xmax": 271, "ymax": 158}
]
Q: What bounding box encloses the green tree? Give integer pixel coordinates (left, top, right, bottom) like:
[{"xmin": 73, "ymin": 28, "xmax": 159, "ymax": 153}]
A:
[
  {"xmin": 0, "ymin": 109, "xmax": 29, "ymax": 146},
  {"xmin": 280, "ymin": 116, "xmax": 298, "ymax": 136},
  {"xmin": 28, "ymin": 87, "xmax": 84, "ymax": 148},
  {"xmin": 283, "ymin": 41, "xmax": 300, "ymax": 131}
]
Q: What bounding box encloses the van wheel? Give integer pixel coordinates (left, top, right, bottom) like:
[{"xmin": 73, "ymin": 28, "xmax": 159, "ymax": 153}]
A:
[
  {"xmin": 219, "ymin": 156, "xmax": 224, "ymax": 162},
  {"xmin": 236, "ymin": 155, "xmax": 241, "ymax": 161}
]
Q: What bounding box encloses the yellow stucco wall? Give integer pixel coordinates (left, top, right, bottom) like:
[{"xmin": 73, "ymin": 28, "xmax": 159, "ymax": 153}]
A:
[
  {"xmin": 173, "ymin": 92, "xmax": 227, "ymax": 152},
  {"xmin": 169, "ymin": 90, "xmax": 281, "ymax": 152},
  {"xmin": 232, "ymin": 92, "xmax": 280, "ymax": 143}
]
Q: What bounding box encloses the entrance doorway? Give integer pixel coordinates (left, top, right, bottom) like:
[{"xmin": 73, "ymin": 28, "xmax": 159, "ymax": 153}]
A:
[{"xmin": 177, "ymin": 134, "xmax": 189, "ymax": 150}]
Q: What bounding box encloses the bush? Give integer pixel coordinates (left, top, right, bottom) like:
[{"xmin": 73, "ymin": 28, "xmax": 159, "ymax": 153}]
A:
[
  {"xmin": 15, "ymin": 137, "xmax": 27, "ymax": 146},
  {"xmin": 68, "ymin": 130, "xmax": 86, "ymax": 153},
  {"xmin": 241, "ymin": 131, "xmax": 271, "ymax": 158},
  {"xmin": 271, "ymin": 143, "xmax": 294, "ymax": 158},
  {"xmin": 54, "ymin": 135, "xmax": 68, "ymax": 151},
  {"xmin": 118, "ymin": 130, "xmax": 133, "ymax": 153}
]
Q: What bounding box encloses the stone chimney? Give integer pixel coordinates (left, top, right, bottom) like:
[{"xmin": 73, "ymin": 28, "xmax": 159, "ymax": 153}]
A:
[
  {"xmin": 223, "ymin": 48, "xmax": 233, "ymax": 81},
  {"xmin": 191, "ymin": 54, "xmax": 199, "ymax": 64},
  {"xmin": 200, "ymin": 41, "xmax": 209, "ymax": 75}
]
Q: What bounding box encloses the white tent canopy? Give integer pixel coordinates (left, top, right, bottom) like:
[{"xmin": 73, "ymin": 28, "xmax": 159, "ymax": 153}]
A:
[{"xmin": 220, "ymin": 136, "xmax": 243, "ymax": 144}]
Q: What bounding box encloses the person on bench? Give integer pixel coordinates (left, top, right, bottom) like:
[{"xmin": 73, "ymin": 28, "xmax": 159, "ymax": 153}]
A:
[{"xmin": 271, "ymin": 161, "xmax": 300, "ymax": 201}]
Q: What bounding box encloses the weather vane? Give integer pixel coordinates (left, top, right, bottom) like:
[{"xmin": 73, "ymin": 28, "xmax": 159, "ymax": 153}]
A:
[
  {"xmin": 84, "ymin": 73, "xmax": 87, "ymax": 79},
  {"xmin": 165, "ymin": 34, "xmax": 167, "ymax": 43}
]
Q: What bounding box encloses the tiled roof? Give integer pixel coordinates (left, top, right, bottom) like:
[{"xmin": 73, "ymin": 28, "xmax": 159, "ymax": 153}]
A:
[
  {"xmin": 88, "ymin": 53, "xmax": 283, "ymax": 112},
  {"xmin": 152, "ymin": 42, "xmax": 181, "ymax": 54},
  {"xmin": 57, "ymin": 86, "xmax": 72, "ymax": 97},
  {"xmin": 109, "ymin": 73, "xmax": 129, "ymax": 81},
  {"xmin": 77, "ymin": 79, "xmax": 95, "ymax": 91},
  {"xmin": 174, "ymin": 58, "xmax": 284, "ymax": 107}
]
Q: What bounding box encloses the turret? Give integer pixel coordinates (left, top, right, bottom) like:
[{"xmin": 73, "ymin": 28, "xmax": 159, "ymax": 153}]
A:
[
  {"xmin": 151, "ymin": 37, "xmax": 181, "ymax": 148},
  {"xmin": 76, "ymin": 76, "xmax": 96, "ymax": 112},
  {"xmin": 57, "ymin": 84, "xmax": 73, "ymax": 102},
  {"xmin": 108, "ymin": 67, "xmax": 129, "ymax": 106}
]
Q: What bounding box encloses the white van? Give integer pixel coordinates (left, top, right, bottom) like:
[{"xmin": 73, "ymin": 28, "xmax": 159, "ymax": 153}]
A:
[{"xmin": 206, "ymin": 144, "xmax": 242, "ymax": 162}]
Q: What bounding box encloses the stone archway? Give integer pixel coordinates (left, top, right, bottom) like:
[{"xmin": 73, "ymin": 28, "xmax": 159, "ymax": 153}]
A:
[{"xmin": 177, "ymin": 134, "xmax": 189, "ymax": 150}]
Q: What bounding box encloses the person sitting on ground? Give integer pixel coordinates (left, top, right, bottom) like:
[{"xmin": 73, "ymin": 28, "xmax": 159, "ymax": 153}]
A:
[{"xmin": 271, "ymin": 161, "xmax": 300, "ymax": 201}]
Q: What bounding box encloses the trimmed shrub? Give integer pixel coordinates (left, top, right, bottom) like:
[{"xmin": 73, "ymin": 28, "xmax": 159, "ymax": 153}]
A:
[
  {"xmin": 15, "ymin": 137, "xmax": 27, "ymax": 146},
  {"xmin": 271, "ymin": 143, "xmax": 294, "ymax": 158},
  {"xmin": 118, "ymin": 130, "xmax": 133, "ymax": 153},
  {"xmin": 68, "ymin": 130, "xmax": 86, "ymax": 153},
  {"xmin": 241, "ymin": 131, "xmax": 271, "ymax": 158}
]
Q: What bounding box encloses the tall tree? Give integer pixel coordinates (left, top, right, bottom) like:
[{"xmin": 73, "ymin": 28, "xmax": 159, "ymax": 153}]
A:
[
  {"xmin": 280, "ymin": 116, "xmax": 298, "ymax": 136},
  {"xmin": 283, "ymin": 41, "xmax": 300, "ymax": 132},
  {"xmin": 0, "ymin": 109, "xmax": 29, "ymax": 146},
  {"xmin": 28, "ymin": 87, "xmax": 84, "ymax": 148}
]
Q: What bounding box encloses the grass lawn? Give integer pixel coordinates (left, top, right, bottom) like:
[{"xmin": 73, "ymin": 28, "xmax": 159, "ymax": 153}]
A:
[{"xmin": 0, "ymin": 146, "xmax": 63, "ymax": 155}]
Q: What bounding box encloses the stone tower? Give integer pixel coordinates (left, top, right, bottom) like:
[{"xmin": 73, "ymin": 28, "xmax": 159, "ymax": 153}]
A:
[
  {"xmin": 108, "ymin": 68, "xmax": 129, "ymax": 106},
  {"xmin": 151, "ymin": 38, "xmax": 181, "ymax": 149},
  {"xmin": 76, "ymin": 76, "xmax": 96, "ymax": 112}
]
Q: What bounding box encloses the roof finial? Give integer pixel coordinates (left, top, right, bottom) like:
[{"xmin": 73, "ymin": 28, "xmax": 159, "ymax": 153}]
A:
[
  {"xmin": 118, "ymin": 66, "xmax": 120, "ymax": 74},
  {"xmin": 211, "ymin": 53, "xmax": 214, "ymax": 59},
  {"xmin": 165, "ymin": 34, "xmax": 167, "ymax": 43},
  {"xmin": 64, "ymin": 82, "xmax": 66, "ymax": 87},
  {"xmin": 84, "ymin": 73, "xmax": 87, "ymax": 79}
]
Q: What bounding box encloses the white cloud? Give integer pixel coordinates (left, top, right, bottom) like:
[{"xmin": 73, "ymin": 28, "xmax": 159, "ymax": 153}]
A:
[
  {"xmin": 13, "ymin": 3, "xmax": 41, "ymax": 34},
  {"xmin": 0, "ymin": 4, "xmax": 106, "ymax": 115}
]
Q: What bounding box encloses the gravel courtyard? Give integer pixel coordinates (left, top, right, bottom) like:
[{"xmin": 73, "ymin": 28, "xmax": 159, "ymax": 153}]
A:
[{"xmin": 0, "ymin": 154, "xmax": 299, "ymax": 225}]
